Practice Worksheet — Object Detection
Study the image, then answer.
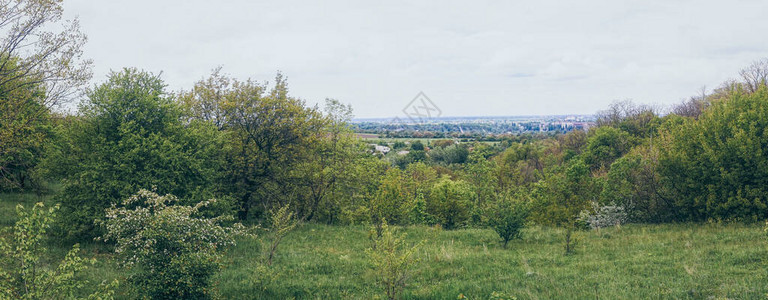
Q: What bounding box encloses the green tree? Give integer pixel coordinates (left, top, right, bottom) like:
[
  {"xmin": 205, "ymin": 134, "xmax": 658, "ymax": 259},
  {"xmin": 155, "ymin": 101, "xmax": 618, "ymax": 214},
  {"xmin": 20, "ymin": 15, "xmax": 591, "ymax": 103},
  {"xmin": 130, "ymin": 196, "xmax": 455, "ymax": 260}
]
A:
[
  {"xmin": 485, "ymin": 192, "xmax": 529, "ymax": 248},
  {"xmin": 0, "ymin": 67, "xmax": 49, "ymax": 190},
  {"xmin": 0, "ymin": 0, "xmax": 92, "ymax": 190},
  {"xmin": 534, "ymin": 159, "xmax": 599, "ymax": 254},
  {"xmin": 494, "ymin": 142, "xmax": 545, "ymax": 189},
  {"xmin": 428, "ymin": 144, "xmax": 469, "ymax": 165},
  {"xmin": 602, "ymin": 145, "xmax": 672, "ymax": 222},
  {"xmin": 659, "ymin": 87, "xmax": 768, "ymax": 221},
  {"xmin": 461, "ymin": 148, "xmax": 498, "ymax": 205},
  {"xmin": 292, "ymin": 99, "xmax": 366, "ymax": 223},
  {"xmin": 46, "ymin": 68, "xmax": 224, "ymax": 240},
  {"xmin": 369, "ymin": 169, "xmax": 413, "ymax": 235},
  {"xmin": 427, "ymin": 177, "xmax": 475, "ymax": 230},
  {"xmin": 582, "ymin": 126, "xmax": 635, "ymax": 172},
  {"xmin": 181, "ymin": 70, "xmax": 327, "ymax": 221}
]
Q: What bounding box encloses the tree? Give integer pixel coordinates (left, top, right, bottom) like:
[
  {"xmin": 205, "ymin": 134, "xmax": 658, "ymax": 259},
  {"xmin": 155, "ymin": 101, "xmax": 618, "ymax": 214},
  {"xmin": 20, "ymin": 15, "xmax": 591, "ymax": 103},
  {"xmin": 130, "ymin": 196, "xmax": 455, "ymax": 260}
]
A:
[
  {"xmin": 581, "ymin": 126, "xmax": 635, "ymax": 172},
  {"xmin": 100, "ymin": 189, "xmax": 248, "ymax": 299},
  {"xmin": 602, "ymin": 145, "xmax": 672, "ymax": 222},
  {"xmin": 427, "ymin": 177, "xmax": 475, "ymax": 230},
  {"xmin": 0, "ymin": 0, "xmax": 91, "ymax": 106},
  {"xmin": 0, "ymin": 202, "xmax": 116, "ymax": 299},
  {"xmin": 461, "ymin": 147, "xmax": 499, "ymax": 205},
  {"xmin": 485, "ymin": 192, "xmax": 529, "ymax": 248},
  {"xmin": 46, "ymin": 68, "xmax": 224, "ymax": 240},
  {"xmin": 672, "ymin": 87, "xmax": 709, "ymax": 119},
  {"xmin": 369, "ymin": 169, "xmax": 413, "ymax": 235},
  {"xmin": 739, "ymin": 58, "xmax": 768, "ymax": 93},
  {"xmin": 595, "ymin": 100, "xmax": 659, "ymax": 138},
  {"xmin": 428, "ymin": 144, "xmax": 468, "ymax": 165},
  {"xmin": 182, "ymin": 70, "xmax": 327, "ymax": 221},
  {"xmin": 495, "ymin": 142, "xmax": 545, "ymax": 189},
  {"xmin": 0, "ymin": 0, "xmax": 92, "ymax": 189},
  {"xmin": 0, "ymin": 65, "xmax": 49, "ymax": 190},
  {"xmin": 292, "ymin": 99, "xmax": 363, "ymax": 223},
  {"xmin": 659, "ymin": 87, "xmax": 768, "ymax": 221},
  {"xmin": 534, "ymin": 159, "xmax": 599, "ymax": 254}
]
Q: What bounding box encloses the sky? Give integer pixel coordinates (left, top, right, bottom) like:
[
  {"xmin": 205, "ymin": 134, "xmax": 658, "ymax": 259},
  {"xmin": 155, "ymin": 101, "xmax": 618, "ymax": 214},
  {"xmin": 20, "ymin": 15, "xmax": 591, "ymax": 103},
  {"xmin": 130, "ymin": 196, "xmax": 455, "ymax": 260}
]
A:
[{"xmin": 62, "ymin": 0, "xmax": 768, "ymax": 118}]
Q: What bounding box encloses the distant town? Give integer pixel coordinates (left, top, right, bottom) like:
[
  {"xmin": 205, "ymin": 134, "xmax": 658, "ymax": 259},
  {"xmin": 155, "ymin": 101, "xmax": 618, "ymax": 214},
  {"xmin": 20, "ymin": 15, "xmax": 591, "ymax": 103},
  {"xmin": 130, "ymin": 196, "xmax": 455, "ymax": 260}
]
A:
[{"xmin": 352, "ymin": 115, "xmax": 595, "ymax": 139}]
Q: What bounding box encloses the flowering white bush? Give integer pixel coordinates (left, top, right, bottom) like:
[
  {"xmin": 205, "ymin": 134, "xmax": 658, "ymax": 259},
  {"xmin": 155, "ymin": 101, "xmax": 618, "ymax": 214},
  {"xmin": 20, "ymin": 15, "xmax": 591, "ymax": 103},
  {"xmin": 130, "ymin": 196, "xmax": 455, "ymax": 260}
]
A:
[
  {"xmin": 579, "ymin": 202, "xmax": 627, "ymax": 230},
  {"xmin": 99, "ymin": 189, "xmax": 250, "ymax": 299}
]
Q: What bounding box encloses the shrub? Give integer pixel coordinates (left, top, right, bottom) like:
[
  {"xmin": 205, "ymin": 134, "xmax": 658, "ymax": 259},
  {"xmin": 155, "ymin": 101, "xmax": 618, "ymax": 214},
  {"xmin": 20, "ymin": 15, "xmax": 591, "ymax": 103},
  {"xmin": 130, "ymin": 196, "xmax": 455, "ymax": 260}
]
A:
[
  {"xmin": 99, "ymin": 189, "xmax": 249, "ymax": 299},
  {"xmin": 266, "ymin": 204, "xmax": 298, "ymax": 266},
  {"xmin": 367, "ymin": 222, "xmax": 422, "ymax": 300},
  {"xmin": 427, "ymin": 177, "xmax": 475, "ymax": 230},
  {"xmin": 486, "ymin": 194, "xmax": 529, "ymax": 248},
  {"xmin": 579, "ymin": 202, "xmax": 627, "ymax": 230},
  {"xmin": 0, "ymin": 202, "xmax": 116, "ymax": 299}
]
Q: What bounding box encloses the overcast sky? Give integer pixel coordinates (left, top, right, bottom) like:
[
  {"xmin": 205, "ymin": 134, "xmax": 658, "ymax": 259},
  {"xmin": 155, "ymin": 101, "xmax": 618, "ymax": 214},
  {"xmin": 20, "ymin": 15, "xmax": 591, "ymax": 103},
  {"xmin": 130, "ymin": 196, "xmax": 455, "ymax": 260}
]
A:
[{"xmin": 62, "ymin": 0, "xmax": 768, "ymax": 118}]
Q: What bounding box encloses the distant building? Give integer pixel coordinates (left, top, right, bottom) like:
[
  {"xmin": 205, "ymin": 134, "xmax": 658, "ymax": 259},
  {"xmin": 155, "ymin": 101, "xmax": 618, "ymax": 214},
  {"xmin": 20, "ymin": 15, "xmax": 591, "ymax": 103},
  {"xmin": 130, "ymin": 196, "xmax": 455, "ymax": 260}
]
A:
[{"xmin": 369, "ymin": 144, "xmax": 390, "ymax": 154}]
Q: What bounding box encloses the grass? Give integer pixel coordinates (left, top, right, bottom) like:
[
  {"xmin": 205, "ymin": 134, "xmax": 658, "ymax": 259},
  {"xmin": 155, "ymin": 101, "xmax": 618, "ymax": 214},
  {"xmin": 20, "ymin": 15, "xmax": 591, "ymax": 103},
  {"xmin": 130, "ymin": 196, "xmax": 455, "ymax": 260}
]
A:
[
  {"xmin": 218, "ymin": 223, "xmax": 767, "ymax": 299},
  {"xmin": 2, "ymin": 190, "xmax": 767, "ymax": 299}
]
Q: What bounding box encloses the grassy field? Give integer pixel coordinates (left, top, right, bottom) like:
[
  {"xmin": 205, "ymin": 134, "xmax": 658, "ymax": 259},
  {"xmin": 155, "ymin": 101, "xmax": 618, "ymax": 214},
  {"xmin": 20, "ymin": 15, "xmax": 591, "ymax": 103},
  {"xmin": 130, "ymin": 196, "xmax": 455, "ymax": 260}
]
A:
[{"xmin": 2, "ymin": 190, "xmax": 767, "ymax": 299}]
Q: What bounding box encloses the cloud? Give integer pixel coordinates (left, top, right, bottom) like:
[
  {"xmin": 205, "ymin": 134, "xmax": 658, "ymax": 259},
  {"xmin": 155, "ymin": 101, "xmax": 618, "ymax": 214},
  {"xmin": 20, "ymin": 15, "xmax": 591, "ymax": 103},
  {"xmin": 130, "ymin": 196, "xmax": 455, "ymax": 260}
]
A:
[{"xmin": 63, "ymin": 0, "xmax": 768, "ymax": 117}]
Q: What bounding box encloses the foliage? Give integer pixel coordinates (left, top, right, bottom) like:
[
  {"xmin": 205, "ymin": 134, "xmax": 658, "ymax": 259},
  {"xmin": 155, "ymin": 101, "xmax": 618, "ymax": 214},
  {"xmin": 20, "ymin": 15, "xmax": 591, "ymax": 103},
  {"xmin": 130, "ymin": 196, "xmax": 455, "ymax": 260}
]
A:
[
  {"xmin": 366, "ymin": 222, "xmax": 422, "ymax": 300},
  {"xmin": 44, "ymin": 68, "xmax": 225, "ymax": 240},
  {"xmin": 266, "ymin": 204, "xmax": 297, "ymax": 266},
  {"xmin": 494, "ymin": 142, "xmax": 545, "ymax": 189},
  {"xmin": 181, "ymin": 70, "xmax": 329, "ymax": 221},
  {"xmin": 431, "ymin": 139, "xmax": 455, "ymax": 148},
  {"xmin": 0, "ymin": 0, "xmax": 92, "ymax": 106},
  {"xmin": 461, "ymin": 148, "xmax": 499, "ymax": 205},
  {"xmin": 292, "ymin": 99, "xmax": 367, "ymax": 223},
  {"xmin": 429, "ymin": 144, "xmax": 469, "ymax": 165},
  {"xmin": 485, "ymin": 193, "xmax": 529, "ymax": 248},
  {"xmin": 0, "ymin": 0, "xmax": 92, "ymax": 191},
  {"xmin": 578, "ymin": 202, "xmax": 627, "ymax": 230},
  {"xmin": 369, "ymin": 169, "xmax": 413, "ymax": 233},
  {"xmin": 594, "ymin": 100, "xmax": 660, "ymax": 138},
  {"xmin": 427, "ymin": 177, "xmax": 476, "ymax": 230},
  {"xmin": 659, "ymin": 87, "xmax": 768, "ymax": 221},
  {"xmin": 581, "ymin": 126, "xmax": 635, "ymax": 171},
  {"xmin": 533, "ymin": 159, "xmax": 600, "ymax": 254},
  {"xmin": 99, "ymin": 189, "xmax": 249, "ymax": 299},
  {"xmin": 394, "ymin": 150, "xmax": 427, "ymax": 169},
  {"xmin": 0, "ymin": 202, "xmax": 116, "ymax": 299},
  {"xmin": 0, "ymin": 62, "xmax": 50, "ymax": 191},
  {"xmin": 410, "ymin": 141, "xmax": 425, "ymax": 151},
  {"xmin": 601, "ymin": 146, "xmax": 672, "ymax": 222}
]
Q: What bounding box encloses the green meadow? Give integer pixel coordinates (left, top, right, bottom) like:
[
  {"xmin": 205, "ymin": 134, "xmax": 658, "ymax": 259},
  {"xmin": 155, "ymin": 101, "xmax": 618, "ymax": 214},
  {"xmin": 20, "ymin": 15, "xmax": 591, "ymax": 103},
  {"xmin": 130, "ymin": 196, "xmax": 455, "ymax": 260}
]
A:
[{"xmin": 4, "ymin": 190, "xmax": 765, "ymax": 299}]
